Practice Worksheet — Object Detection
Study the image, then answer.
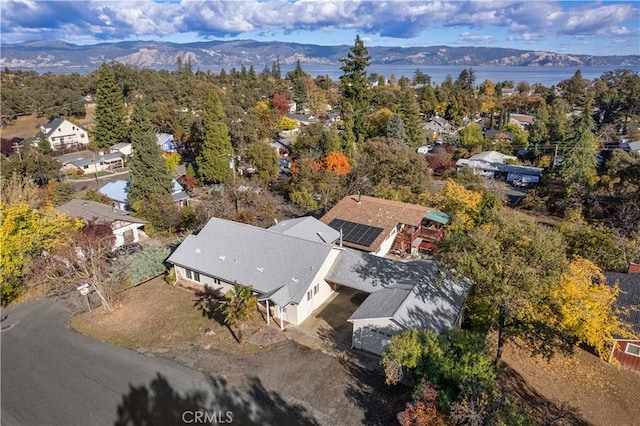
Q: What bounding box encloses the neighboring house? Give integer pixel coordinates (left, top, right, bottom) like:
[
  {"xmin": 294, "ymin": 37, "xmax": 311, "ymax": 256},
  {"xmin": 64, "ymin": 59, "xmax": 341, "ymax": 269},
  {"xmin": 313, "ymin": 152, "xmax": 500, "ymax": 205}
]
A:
[
  {"xmin": 56, "ymin": 199, "xmax": 147, "ymax": 248},
  {"xmin": 484, "ymin": 130, "xmax": 514, "ymax": 142},
  {"xmin": 605, "ymin": 265, "xmax": 640, "ymax": 372},
  {"xmin": 620, "ymin": 141, "xmax": 640, "ymax": 154},
  {"xmin": 156, "ymin": 133, "xmax": 178, "ymax": 153},
  {"xmin": 61, "ymin": 152, "xmax": 123, "ymax": 175},
  {"xmin": 456, "ymin": 150, "xmax": 543, "ymax": 184},
  {"xmin": 326, "ymin": 248, "xmax": 471, "ymax": 355},
  {"xmin": 423, "ymin": 116, "xmax": 455, "ymax": 139},
  {"xmin": 167, "ymin": 216, "xmax": 471, "ymax": 355},
  {"xmin": 509, "ymin": 114, "xmax": 535, "ymax": 130},
  {"xmin": 98, "ymin": 180, "xmax": 130, "ymax": 210},
  {"xmin": 98, "ymin": 179, "xmax": 189, "ymax": 211},
  {"xmin": 40, "ymin": 118, "xmax": 88, "ymax": 151},
  {"xmin": 320, "ymin": 195, "xmax": 448, "ymax": 257},
  {"xmin": 110, "ymin": 142, "xmax": 132, "ymax": 158}
]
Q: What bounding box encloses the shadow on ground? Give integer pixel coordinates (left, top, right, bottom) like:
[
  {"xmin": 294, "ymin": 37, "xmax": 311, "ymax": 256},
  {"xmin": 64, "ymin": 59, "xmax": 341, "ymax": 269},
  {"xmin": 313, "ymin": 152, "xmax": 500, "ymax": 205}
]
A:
[
  {"xmin": 499, "ymin": 364, "xmax": 588, "ymax": 425},
  {"xmin": 115, "ymin": 373, "xmax": 319, "ymax": 426}
]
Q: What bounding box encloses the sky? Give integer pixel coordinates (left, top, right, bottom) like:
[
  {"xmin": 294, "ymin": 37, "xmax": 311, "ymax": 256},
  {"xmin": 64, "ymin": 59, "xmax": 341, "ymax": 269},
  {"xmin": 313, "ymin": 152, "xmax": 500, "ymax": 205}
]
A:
[{"xmin": 1, "ymin": 0, "xmax": 639, "ymax": 56}]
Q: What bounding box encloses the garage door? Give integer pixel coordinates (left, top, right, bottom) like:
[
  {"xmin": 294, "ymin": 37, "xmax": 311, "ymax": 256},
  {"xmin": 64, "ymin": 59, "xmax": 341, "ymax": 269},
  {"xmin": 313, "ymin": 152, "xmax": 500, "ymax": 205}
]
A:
[{"xmin": 358, "ymin": 326, "xmax": 393, "ymax": 355}]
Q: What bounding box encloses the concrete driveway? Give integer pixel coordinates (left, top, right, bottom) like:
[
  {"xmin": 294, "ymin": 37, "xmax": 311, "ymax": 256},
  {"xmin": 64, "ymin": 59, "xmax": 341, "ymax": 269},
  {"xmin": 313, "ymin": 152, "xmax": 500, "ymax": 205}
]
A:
[{"xmin": 297, "ymin": 287, "xmax": 368, "ymax": 348}]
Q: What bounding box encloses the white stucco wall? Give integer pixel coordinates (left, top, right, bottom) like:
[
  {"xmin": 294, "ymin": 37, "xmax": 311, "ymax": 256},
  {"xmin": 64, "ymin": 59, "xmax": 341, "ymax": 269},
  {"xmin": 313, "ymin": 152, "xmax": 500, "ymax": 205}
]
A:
[
  {"xmin": 290, "ymin": 247, "xmax": 341, "ymax": 325},
  {"xmin": 350, "ymin": 318, "xmax": 404, "ymax": 355}
]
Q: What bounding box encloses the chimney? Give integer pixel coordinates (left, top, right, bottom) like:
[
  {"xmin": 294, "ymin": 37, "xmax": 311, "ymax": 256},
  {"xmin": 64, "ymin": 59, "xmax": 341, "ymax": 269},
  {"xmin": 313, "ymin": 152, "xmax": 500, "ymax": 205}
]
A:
[{"xmin": 357, "ymin": 191, "xmax": 361, "ymax": 204}]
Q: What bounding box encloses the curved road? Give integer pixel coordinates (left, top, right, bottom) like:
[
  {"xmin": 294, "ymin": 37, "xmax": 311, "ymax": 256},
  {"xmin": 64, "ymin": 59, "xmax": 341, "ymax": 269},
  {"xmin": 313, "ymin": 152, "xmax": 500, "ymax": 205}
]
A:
[{"xmin": 1, "ymin": 299, "xmax": 308, "ymax": 426}]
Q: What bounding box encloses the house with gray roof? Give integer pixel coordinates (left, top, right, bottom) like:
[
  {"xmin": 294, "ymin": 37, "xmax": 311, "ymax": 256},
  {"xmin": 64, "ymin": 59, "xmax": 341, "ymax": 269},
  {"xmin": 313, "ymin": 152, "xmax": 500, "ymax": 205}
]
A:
[
  {"xmin": 98, "ymin": 179, "xmax": 189, "ymax": 211},
  {"xmin": 326, "ymin": 248, "xmax": 471, "ymax": 355},
  {"xmin": 56, "ymin": 200, "xmax": 147, "ymax": 248},
  {"xmin": 40, "ymin": 118, "xmax": 89, "ymax": 151},
  {"xmin": 167, "ymin": 217, "xmax": 342, "ymax": 330},
  {"xmin": 168, "ymin": 216, "xmax": 471, "ymax": 355}
]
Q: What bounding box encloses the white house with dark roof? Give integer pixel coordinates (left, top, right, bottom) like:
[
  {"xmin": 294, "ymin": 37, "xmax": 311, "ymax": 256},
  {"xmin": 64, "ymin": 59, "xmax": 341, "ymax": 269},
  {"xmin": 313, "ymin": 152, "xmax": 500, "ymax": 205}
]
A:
[
  {"xmin": 168, "ymin": 214, "xmax": 471, "ymax": 355},
  {"xmin": 40, "ymin": 118, "xmax": 88, "ymax": 151},
  {"xmin": 56, "ymin": 199, "xmax": 147, "ymax": 248}
]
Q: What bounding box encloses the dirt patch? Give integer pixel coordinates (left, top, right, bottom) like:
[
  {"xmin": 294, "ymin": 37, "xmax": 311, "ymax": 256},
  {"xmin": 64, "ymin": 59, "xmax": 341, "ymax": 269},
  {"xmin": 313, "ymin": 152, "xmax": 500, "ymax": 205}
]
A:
[
  {"xmin": 71, "ymin": 277, "xmax": 263, "ymax": 355},
  {"xmin": 71, "ymin": 276, "xmax": 409, "ymax": 425},
  {"xmin": 501, "ymin": 341, "xmax": 640, "ymax": 426}
]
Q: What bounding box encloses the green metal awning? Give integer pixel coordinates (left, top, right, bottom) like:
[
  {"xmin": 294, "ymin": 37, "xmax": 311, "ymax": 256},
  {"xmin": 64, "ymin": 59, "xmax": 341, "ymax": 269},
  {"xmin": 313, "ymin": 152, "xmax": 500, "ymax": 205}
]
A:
[{"xmin": 424, "ymin": 210, "xmax": 450, "ymax": 224}]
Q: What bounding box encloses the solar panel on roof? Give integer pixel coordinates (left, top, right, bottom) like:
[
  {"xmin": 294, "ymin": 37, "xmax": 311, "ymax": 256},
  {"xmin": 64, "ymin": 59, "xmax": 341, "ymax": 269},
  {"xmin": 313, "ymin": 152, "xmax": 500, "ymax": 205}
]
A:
[{"xmin": 328, "ymin": 219, "xmax": 384, "ymax": 247}]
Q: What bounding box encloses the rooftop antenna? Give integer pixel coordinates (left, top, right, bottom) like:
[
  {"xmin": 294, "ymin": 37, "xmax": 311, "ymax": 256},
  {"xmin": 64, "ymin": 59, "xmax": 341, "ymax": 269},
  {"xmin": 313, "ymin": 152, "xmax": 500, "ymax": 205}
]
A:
[{"xmin": 357, "ymin": 191, "xmax": 361, "ymax": 204}]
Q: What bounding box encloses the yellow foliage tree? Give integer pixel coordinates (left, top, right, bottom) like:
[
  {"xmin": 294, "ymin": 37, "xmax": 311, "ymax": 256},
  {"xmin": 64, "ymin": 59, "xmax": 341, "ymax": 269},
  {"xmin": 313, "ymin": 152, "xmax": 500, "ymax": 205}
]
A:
[
  {"xmin": 1, "ymin": 202, "xmax": 82, "ymax": 303},
  {"xmin": 277, "ymin": 116, "xmax": 298, "ymax": 131},
  {"xmin": 420, "ymin": 178, "xmax": 482, "ymax": 231},
  {"xmin": 554, "ymin": 256, "xmax": 635, "ymax": 358},
  {"xmin": 164, "ymin": 152, "xmax": 182, "ymax": 174}
]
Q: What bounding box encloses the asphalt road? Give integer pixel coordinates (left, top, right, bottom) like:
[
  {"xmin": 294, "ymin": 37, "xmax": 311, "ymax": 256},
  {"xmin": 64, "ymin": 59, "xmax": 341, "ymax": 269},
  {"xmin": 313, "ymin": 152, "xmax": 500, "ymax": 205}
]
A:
[{"xmin": 1, "ymin": 299, "xmax": 304, "ymax": 426}]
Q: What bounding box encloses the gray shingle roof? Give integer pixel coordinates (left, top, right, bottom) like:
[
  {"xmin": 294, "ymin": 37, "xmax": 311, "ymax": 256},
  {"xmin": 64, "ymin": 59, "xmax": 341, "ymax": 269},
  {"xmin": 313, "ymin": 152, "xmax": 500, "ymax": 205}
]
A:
[
  {"xmin": 55, "ymin": 199, "xmax": 147, "ymax": 224},
  {"xmin": 41, "ymin": 118, "xmax": 65, "ymax": 137},
  {"xmin": 167, "ymin": 217, "xmax": 334, "ymax": 305},
  {"xmin": 605, "ymin": 272, "xmax": 640, "ymax": 335},
  {"xmin": 330, "ymin": 248, "xmax": 472, "ymax": 333},
  {"xmin": 269, "ymin": 217, "xmax": 340, "ymax": 244}
]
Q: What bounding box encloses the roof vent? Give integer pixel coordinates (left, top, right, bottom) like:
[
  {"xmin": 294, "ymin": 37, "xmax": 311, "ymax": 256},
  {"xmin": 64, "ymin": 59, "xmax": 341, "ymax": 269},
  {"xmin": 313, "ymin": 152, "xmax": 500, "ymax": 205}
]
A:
[
  {"xmin": 218, "ymin": 255, "xmax": 226, "ymax": 261},
  {"xmin": 256, "ymin": 266, "xmax": 264, "ymax": 272},
  {"xmin": 195, "ymin": 248, "xmax": 201, "ymax": 254},
  {"xmin": 290, "ymin": 276, "xmax": 299, "ymax": 283}
]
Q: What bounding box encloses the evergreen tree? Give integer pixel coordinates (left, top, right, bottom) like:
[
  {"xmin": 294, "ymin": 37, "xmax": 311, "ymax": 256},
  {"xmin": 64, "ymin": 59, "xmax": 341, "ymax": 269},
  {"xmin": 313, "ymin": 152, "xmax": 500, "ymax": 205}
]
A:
[
  {"xmin": 561, "ymin": 102, "xmax": 598, "ymax": 183},
  {"xmin": 341, "ymin": 101, "xmax": 356, "ymax": 159},
  {"xmin": 529, "ymin": 102, "xmax": 550, "ymax": 145},
  {"xmin": 94, "ymin": 63, "xmax": 128, "ymax": 149},
  {"xmin": 290, "ymin": 60, "xmax": 308, "ymax": 107},
  {"xmin": 176, "ymin": 56, "xmax": 194, "ymax": 111},
  {"xmin": 37, "ymin": 131, "xmax": 52, "ymax": 154},
  {"xmin": 196, "ymin": 89, "xmax": 234, "ymax": 184},
  {"xmin": 386, "ymin": 113, "xmax": 407, "ymax": 144},
  {"xmin": 127, "ymin": 100, "xmax": 174, "ymax": 211},
  {"xmin": 401, "ymin": 88, "xmax": 424, "ymax": 148},
  {"xmin": 340, "ymin": 35, "xmax": 371, "ymax": 148},
  {"xmin": 271, "ymin": 57, "xmax": 281, "ymax": 80}
]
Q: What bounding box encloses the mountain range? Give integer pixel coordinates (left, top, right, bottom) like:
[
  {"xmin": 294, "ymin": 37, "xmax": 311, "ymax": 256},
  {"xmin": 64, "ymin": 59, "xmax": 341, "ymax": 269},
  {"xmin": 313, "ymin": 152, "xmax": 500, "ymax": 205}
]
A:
[{"xmin": 1, "ymin": 39, "xmax": 638, "ymax": 72}]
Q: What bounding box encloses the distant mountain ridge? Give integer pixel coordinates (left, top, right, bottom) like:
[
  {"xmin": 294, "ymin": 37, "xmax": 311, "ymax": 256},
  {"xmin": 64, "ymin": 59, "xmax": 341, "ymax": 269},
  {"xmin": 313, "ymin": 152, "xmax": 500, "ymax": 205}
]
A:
[{"xmin": 1, "ymin": 39, "xmax": 638, "ymax": 71}]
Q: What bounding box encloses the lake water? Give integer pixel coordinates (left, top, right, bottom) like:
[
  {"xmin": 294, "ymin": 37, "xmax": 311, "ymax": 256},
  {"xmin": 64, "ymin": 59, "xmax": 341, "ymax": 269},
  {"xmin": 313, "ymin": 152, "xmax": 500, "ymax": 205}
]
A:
[
  {"xmin": 292, "ymin": 64, "xmax": 638, "ymax": 87},
  {"xmin": 30, "ymin": 64, "xmax": 637, "ymax": 87}
]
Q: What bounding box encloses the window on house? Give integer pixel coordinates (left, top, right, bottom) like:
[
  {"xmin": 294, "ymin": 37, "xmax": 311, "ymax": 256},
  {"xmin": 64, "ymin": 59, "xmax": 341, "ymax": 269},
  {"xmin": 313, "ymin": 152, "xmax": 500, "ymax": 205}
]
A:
[
  {"xmin": 186, "ymin": 269, "xmax": 192, "ymax": 279},
  {"xmin": 213, "ymin": 278, "xmax": 220, "ymax": 285},
  {"xmin": 625, "ymin": 343, "xmax": 640, "ymax": 357},
  {"xmin": 307, "ymin": 290, "xmax": 312, "ymax": 301},
  {"xmin": 83, "ymin": 165, "xmax": 89, "ymax": 169},
  {"xmin": 193, "ymin": 272, "xmax": 200, "ymax": 282},
  {"xmin": 314, "ymin": 283, "xmax": 319, "ymax": 295}
]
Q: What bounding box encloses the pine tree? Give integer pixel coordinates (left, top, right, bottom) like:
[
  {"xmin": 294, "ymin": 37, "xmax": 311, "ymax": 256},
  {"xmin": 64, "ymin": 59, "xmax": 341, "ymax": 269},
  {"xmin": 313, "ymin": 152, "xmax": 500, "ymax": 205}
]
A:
[
  {"xmin": 341, "ymin": 101, "xmax": 356, "ymax": 159},
  {"xmin": 127, "ymin": 100, "xmax": 174, "ymax": 211},
  {"xmin": 340, "ymin": 35, "xmax": 371, "ymax": 148},
  {"xmin": 196, "ymin": 89, "xmax": 234, "ymax": 184},
  {"xmin": 386, "ymin": 114, "xmax": 407, "ymax": 144},
  {"xmin": 271, "ymin": 57, "xmax": 281, "ymax": 80},
  {"xmin": 94, "ymin": 63, "xmax": 128, "ymax": 149},
  {"xmin": 529, "ymin": 102, "xmax": 550, "ymax": 146},
  {"xmin": 37, "ymin": 131, "xmax": 52, "ymax": 154},
  {"xmin": 401, "ymin": 88, "xmax": 424, "ymax": 148},
  {"xmin": 561, "ymin": 102, "xmax": 598, "ymax": 183}
]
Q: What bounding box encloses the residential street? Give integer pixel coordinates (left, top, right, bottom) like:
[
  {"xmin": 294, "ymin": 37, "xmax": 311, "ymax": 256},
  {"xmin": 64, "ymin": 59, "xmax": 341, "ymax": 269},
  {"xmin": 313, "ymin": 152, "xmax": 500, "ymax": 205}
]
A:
[{"xmin": 0, "ymin": 299, "xmax": 315, "ymax": 426}]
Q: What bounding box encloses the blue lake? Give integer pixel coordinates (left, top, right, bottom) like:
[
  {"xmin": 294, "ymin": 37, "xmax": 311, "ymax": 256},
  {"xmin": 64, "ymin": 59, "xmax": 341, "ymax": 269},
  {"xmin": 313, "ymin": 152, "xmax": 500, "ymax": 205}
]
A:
[{"xmin": 291, "ymin": 64, "xmax": 638, "ymax": 87}]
